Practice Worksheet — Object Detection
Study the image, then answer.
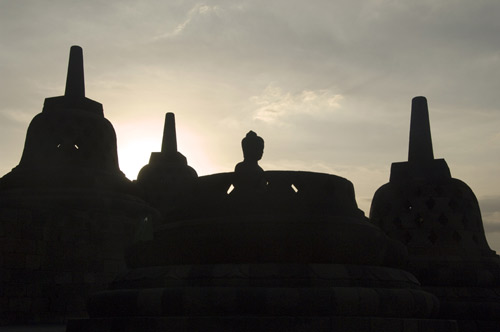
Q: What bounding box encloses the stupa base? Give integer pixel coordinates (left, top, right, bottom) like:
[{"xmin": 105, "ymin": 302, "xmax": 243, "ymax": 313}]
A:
[
  {"xmin": 67, "ymin": 263, "xmax": 457, "ymax": 331},
  {"xmin": 67, "ymin": 316, "xmax": 457, "ymax": 332}
]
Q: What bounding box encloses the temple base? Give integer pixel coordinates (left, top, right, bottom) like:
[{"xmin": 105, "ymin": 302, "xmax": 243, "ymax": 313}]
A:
[
  {"xmin": 67, "ymin": 263, "xmax": 457, "ymax": 331},
  {"xmin": 67, "ymin": 316, "xmax": 457, "ymax": 332}
]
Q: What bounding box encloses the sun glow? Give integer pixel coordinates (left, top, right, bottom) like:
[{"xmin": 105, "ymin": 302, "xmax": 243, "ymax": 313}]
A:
[
  {"xmin": 118, "ymin": 137, "xmax": 158, "ymax": 180},
  {"xmin": 176, "ymin": 126, "xmax": 219, "ymax": 176},
  {"xmin": 117, "ymin": 122, "xmax": 217, "ymax": 180}
]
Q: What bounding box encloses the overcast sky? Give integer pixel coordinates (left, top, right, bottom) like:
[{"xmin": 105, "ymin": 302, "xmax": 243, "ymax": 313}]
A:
[{"xmin": 1, "ymin": 0, "xmax": 500, "ymax": 250}]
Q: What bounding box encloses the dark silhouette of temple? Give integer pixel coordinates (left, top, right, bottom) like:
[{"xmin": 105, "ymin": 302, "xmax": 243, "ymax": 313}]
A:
[
  {"xmin": 370, "ymin": 97, "xmax": 500, "ymax": 331},
  {"xmin": 0, "ymin": 46, "xmax": 155, "ymax": 324},
  {"xmin": 1, "ymin": 47, "xmax": 499, "ymax": 331}
]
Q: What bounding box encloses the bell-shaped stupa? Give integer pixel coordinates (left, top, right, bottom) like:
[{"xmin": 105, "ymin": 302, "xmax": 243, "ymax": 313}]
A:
[
  {"xmin": 0, "ymin": 46, "xmax": 130, "ymax": 191},
  {"xmin": 370, "ymin": 96, "xmax": 500, "ymax": 330},
  {"xmin": 136, "ymin": 112, "xmax": 197, "ymax": 218},
  {"xmin": 0, "ymin": 46, "xmax": 155, "ymax": 324}
]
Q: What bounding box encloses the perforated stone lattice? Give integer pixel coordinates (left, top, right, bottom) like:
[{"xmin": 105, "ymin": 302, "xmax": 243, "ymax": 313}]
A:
[{"xmin": 370, "ymin": 178, "xmax": 491, "ymax": 256}]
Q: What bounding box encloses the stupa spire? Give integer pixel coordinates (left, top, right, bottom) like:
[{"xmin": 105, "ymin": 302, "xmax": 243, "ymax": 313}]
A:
[
  {"xmin": 64, "ymin": 45, "xmax": 85, "ymax": 98},
  {"xmin": 161, "ymin": 112, "xmax": 177, "ymax": 155},
  {"xmin": 408, "ymin": 96, "xmax": 434, "ymax": 163}
]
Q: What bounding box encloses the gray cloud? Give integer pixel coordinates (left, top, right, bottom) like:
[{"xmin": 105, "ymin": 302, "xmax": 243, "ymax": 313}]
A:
[{"xmin": 479, "ymin": 195, "xmax": 500, "ymax": 234}]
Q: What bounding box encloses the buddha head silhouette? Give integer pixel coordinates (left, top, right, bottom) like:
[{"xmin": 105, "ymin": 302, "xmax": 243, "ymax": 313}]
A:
[{"xmin": 242, "ymin": 131, "xmax": 264, "ymax": 162}]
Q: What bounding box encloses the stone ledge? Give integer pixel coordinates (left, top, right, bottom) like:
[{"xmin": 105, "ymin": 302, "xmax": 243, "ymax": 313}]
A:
[{"xmin": 67, "ymin": 316, "xmax": 458, "ymax": 332}]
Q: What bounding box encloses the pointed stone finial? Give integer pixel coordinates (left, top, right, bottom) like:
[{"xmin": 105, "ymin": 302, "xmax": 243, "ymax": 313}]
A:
[
  {"xmin": 161, "ymin": 112, "xmax": 177, "ymax": 155},
  {"xmin": 408, "ymin": 96, "xmax": 434, "ymax": 163},
  {"xmin": 64, "ymin": 45, "xmax": 85, "ymax": 98}
]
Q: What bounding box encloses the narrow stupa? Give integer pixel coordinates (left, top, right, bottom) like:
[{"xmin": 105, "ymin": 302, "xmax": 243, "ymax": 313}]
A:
[
  {"xmin": 136, "ymin": 112, "xmax": 197, "ymax": 219},
  {"xmin": 370, "ymin": 96, "xmax": 500, "ymax": 331}
]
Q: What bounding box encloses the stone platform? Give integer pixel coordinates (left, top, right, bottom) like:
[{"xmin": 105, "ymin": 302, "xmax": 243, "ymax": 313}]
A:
[
  {"xmin": 67, "ymin": 316, "xmax": 457, "ymax": 332},
  {"xmin": 67, "ymin": 264, "xmax": 457, "ymax": 332}
]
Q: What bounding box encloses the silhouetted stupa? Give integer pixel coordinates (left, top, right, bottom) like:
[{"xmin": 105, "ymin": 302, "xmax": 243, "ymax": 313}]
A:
[
  {"xmin": 136, "ymin": 112, "xmax": 197, "ymax": 218},
  {"xmin": 0, "ymin": 46, "xmax": 154, "ymax": 324},
  {"xmin": 370, "ymin": 97, "xmax": 500, "ymax": 331},
  {"xmin": 0, "ymin": 46, "xmax": 131, "ymax": 191}
]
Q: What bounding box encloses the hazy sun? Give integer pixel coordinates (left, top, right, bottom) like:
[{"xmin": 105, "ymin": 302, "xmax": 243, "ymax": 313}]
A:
[{"xmin": 117, "ymin": 122, "xmax": 217, "ymax": 180}]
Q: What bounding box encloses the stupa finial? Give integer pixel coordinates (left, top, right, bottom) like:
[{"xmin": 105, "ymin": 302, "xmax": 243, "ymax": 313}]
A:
[
  {"xmin": 408, "ymin": 96, "xmax": 434, "ymax": 163},
  {"xmin": 64, "ymin": 45, "xmax": 85, "ymax": 98},
  {"xmin": 161, "ymin": 112, "xmax": 177, "ymax": 154}
]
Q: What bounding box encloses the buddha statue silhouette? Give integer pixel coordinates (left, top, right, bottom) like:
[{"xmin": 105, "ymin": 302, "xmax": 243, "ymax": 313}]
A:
[{"xmin": 233, "ymin": 130, "xmax": 266, "ymax": 193}]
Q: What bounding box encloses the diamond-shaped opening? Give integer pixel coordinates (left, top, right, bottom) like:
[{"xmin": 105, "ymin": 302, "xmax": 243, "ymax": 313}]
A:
[
  {"xmin": 425, "ymin": 198, "xmax": 435, "ymax": 210},
  {"xmin": 428, "ymin": 231, "xmax": 438, "ymax": 244},
  {"xmin": 453, "ymin": 231, "xmax": 462, "ymax": 243},
  {"xmin": 405, "ymin": 200, "xmax": 413, "ymax": 211},
  {"xmin": 438, "ymin": 214, "xmax": 448, "ymax": 226}
]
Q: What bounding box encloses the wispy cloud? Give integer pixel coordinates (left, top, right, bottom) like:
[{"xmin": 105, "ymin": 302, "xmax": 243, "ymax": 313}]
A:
[
  {"xmin": 153, "ymin": 3, "xmax": 223, "ymax": 40},
  {"xmin": 251, "ymin": 84, "xmax": 344, "ymax": 123},
  {"xmin": 0, "ymin": 108, "xmax": 34, "ymax": 125}
]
